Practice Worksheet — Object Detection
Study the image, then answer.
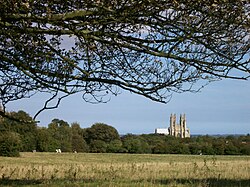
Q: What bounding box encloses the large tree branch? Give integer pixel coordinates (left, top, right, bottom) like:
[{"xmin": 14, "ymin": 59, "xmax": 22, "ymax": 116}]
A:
[{"xmin": 0, "ymin": 0, "xmax": 249, "ymax": 117}]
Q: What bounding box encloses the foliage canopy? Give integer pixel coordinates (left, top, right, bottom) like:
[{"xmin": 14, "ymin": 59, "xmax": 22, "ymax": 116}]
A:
[{"xmin": 0, "ymin": 0, "xmax": 249, "ymax": 118}]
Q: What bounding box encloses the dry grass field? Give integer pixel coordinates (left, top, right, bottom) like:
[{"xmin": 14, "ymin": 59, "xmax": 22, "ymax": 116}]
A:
[{"xmin": 0, "ymin": 152, "xmax": 249, "ymax": 186}]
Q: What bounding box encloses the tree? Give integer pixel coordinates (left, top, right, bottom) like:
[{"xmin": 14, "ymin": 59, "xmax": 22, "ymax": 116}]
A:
[
  {"xmin": 0, "ymin": 131, "xmax": 21, "ymax": 157},
  {"xmin": 107, "ymin": 139, "xmax": 124, "ymax": 153},
  {"xmin": 0, "ymin": 0, "xmax": 249, "ymax": 118},
  {"xmin": 240, "ymin": 143, "xmax": 250, "ymax": 155},
  {"xmin": 224, "ymin": 142, "xmax": 240, "ymax": 155},
  {"xmin": 48, "ymin": 119, "xmax": 72, "ymax": 152},
  {"xmin": 0, "ymin": 110, "xmax": 37, "ymax": 151},
  {"xmin": 212, "ymin": 138, "xmax": 225, "ymax": 155},
  {"xmin": 85, "ymin": 123, "xmax": 120, "ymax": 144},
  {"xmin": 122, "ymin": 134, "xmax": 151, "ymax": 153},
  {"xmin": 201, "ymin": 142, "xmax": 215, "ymax": 155},
  {"xmin": 89, "ymin": 140, "xmax": 107, "ymax": 153},
  {"xmin": 36, "ymin": 127, "xmax": 56, "ymax": 152},
  {"xmin": 71, "ymin": 122, "xmax": 89, "ymax": 152},
  {"xmin": 72, "ymin": 133, "xmax": 89, "ymax": 152},
  {"xmin": 151, "ymin": 140, "xmax": 169, "ymax": 154},
  {"xmin": 141, "ymin": 134, "xmax": 168, "ymax": 154}
]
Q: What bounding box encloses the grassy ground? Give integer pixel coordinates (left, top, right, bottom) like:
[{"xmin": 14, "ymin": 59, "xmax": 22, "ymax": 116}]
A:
[{"xmin": 0, "ymin": 152, "xmax": 249, "ymax": 186}]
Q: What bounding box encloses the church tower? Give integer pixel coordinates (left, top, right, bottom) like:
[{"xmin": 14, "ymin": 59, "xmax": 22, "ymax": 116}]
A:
[
  {"xmin": 180, "ymin": 114, "xmax": 186, "ymax": 138},
  {"xmin": 169, "ymin": 114, "xmax": 176, "ymax": 136}
]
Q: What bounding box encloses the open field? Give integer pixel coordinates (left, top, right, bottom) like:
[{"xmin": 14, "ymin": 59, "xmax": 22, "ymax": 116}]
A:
[{"xmin": 0, "ymin": 153, "xmax": 249, "ymax": 186}]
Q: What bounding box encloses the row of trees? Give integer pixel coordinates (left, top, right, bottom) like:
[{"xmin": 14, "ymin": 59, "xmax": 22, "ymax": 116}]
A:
[{"xmin": 0, "ymin": 110, "xmax": 249, "ymax": 156}]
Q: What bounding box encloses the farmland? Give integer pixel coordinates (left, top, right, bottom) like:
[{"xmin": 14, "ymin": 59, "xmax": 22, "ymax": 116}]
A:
[{"xmin": 0, "ymin": 153, "xmax": 249, "ymax": 186}]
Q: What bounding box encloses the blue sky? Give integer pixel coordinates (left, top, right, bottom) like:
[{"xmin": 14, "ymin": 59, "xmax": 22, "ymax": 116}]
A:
[{"xmin": 7, "ymin": 78, "xmax": 250, "ymax": 135}]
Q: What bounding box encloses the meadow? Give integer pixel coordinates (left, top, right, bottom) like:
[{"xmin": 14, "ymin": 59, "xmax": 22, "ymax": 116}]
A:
[{"xmin": 0, "ymin": 152, "xmax": 249, "ymax": 186}]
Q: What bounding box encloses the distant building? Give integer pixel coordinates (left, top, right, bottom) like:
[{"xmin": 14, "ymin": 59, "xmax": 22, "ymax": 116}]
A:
[
  {"xmin": 169, "ymin": 114, "xmax": 190, "ymax": 138},
  {"xmin": 155, "ymin": 114, "xmax": 190, "ymax": 138},
  {"xmin": 155, "ymin": 128, "xmax": 169, "ymax": 135}
]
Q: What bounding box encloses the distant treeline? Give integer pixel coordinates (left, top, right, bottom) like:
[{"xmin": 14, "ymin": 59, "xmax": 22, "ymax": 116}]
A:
[{"xmin": 0, "ymin": 110, "xmax": 249, "ymax": 157}]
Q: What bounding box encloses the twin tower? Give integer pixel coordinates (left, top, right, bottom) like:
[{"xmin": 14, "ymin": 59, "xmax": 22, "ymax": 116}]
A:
[
  {"xmin": 155, "ymin": 114, "xmax": 190, "ymax": 138},
  {"xmin": 169, "ymin": 114, "xmax": 190, "ymax": 138}
]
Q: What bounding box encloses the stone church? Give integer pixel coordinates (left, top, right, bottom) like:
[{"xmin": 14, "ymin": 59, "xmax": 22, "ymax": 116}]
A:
[
  {"xmin": 155, "ymin": 114, "xmax": 190, "ymax": 138},
  {"xmin": 169, "ymin": 114, "xmax": 190, "ymax": 138}
]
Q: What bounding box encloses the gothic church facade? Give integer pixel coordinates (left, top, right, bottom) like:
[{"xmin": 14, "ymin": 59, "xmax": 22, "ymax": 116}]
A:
[
  {"xmin": 169, "ymin": 114, "xmax": 190, "ymax": 138},
  {"xmin": 155, "ymin": 114, "xmax": 190, "ymax": 138}
]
